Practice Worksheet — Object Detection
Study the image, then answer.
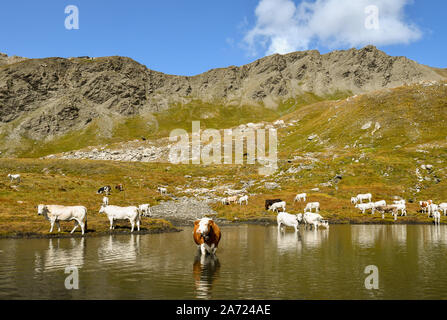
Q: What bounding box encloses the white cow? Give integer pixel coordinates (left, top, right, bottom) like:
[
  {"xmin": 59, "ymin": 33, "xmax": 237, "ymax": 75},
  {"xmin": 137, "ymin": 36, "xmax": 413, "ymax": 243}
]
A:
[
  {"xmin": 277, "ymin": 212, "xmax": 302, "ymax": 233},
  {"xmin": 303, "ymin": 212, "xmax": 328, "ymax": 230},
  {"xmin": 304, "ymin": 202, "xmax": 320, "ymax": 213},
  {"xmin": 371, "ymin": 200, "xmax": 386, "ymax": 214},
  {"xmin": 433, "ymin": 210, "xmax": 441, "ymax": 225},
  {"xmin": 356, "ymin": 193, "xmax": 372, "ymax": 203},
  {"xmin": 238, "ymin": 195, "xmax": 248, "ymax": 205},
  {"xmin": 102, "ymin": 196, "xmax": 109, "ymax": 207},
  {"xmin": 269, "ymin": 201, "xmax": 286, "ymax": 212},
  {"xmin": 158, "ymin": 187, "xmax": 167, "ymax": 195},
  {"xmin": 351, "ymin": 196, "xmax": 359, "ymax": 204},
  {"xmin": 355, "ymin": 202, "xmax": 375, "ymax": 214},
  {"xmin": 7, "ymin": 174, "xmax": 21, "ymax": 184},
  {"xmin": 428, "ymin": 204, "xmax": 439, "ymax": 218},
  {"xmin": 391, "ymin": 203, "xmax": 407, "ymax": 216},
  {"xmin": 439, "ymin": 203, "xmax": 447, "ymax": 216},
  {"xmin": 37, "ymin": 204, "xmax": 87, "ymax": 235},
  {"xmin": 138, "ymin": 204, "xmax": 151, "ymax": 216},
  {"xmin": 99, "ymin": 205, "xmax": 141, "ymax": 232},
  {"xmin": 294, "ymin": 193, "xmax": 306, "ymax": 202}
]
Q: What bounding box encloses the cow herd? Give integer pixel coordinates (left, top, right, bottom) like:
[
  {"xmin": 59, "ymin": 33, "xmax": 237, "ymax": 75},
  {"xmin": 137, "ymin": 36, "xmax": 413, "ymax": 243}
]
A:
[
  {"xmin": 4, "ymin": 172, "xmax": 447, "ymax": 251},
  {"xmin": 264, "ymin": 193, "xmax": 328, "ymax": 233},
  {"xmin": 350, "ymin": 192, "xmax": 446, "ymax": 224}
]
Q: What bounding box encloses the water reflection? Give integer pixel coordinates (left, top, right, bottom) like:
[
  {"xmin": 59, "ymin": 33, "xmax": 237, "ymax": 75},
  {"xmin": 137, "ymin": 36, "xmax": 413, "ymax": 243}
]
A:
[
  {"xmin": 193, "ymin": 254, "xmax": 220, "ymax": 299},
  {"xmin": 276, "ymin": 230, "xmax": 302, "ymax": 253},
  {"xmin": 351, "ymin": 225, "xmax": 385, "ymax": 248},
  {"xmin": 34, "ymin": 238, "xmax": 85, "ymax": 273},
  {"xmin": 97, "ymin": 235, "xmax": 140, "ymax": 265},
  {"xmin": 300, "ymin": 228, "xmax": 329, "ymax": 249}
]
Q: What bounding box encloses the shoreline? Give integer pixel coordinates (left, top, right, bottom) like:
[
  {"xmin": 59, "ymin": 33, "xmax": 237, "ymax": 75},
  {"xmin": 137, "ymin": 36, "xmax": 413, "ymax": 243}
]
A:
[{"xmin": 0, "ymin": 218, "xmax": 442, "ymax": 239}]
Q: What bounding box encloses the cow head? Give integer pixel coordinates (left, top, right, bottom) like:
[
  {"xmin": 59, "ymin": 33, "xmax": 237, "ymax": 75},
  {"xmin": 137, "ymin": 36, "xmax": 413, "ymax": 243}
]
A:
[
  {"xmin": 351, "ymin": 197, "xmax": 358, "ymax": 204},
  {"xmin": 37, "ymin": 204, "xmax": 47, "ymax": 215},
  {"xmin": 296, "ymin": 213, "xmax": 303, "ymax": 222},
  {"xmin": 195, "ymin": 218, "xmax": 214, "ymax": 240},
  {"xmin": 99, "ymin": 205, "xmax": 106, "ymax": 214}
]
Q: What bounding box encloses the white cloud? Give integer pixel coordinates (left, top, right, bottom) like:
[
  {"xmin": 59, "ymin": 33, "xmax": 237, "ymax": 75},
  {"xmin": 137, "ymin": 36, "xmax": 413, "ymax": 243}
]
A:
[{"xmin": 243, "ymin": 0, "xmax": 422, "ymax": 55}]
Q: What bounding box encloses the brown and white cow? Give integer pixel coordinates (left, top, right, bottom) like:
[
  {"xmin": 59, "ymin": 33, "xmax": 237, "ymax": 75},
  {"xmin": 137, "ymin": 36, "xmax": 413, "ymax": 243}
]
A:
[
  {"xmin": 420, "ymin": 200, "xmax": 433, "ymax": 214},
  {"xmin": 193, "ymin": 218, "xmax": 221, "ymax": 255}
]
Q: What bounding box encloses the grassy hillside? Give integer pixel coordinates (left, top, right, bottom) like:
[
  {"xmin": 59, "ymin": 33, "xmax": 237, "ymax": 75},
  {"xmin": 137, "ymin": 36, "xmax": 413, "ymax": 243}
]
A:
[
  {"xmin": 0, "ymin": 82, "xmax": 446, "ymax": 236},
  {"xmin": 1, "ymin": 91, "xmax": 354, "ymax": 158}
]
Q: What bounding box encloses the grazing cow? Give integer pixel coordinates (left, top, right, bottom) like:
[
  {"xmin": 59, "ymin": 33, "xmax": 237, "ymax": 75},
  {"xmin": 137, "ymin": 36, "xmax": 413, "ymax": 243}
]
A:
[
  {"xmin": 433, "ymin": 210, "xmax": 441, "ymax": 225},
  {"xmin": 102, "ymin": 196, "xmax": 109, "ymax": 207},
  {"xmin": 37, "ymin": 204, "xmax": 87, "ymax": 235},
  {"xmin": 138, "ymin": 204, "xmax": 151, "ymax": 216},
  {"xmin": 193, "ymin": 218, "xmax": 221, "ymax": 256},
  {"xmin": 355, "ymin": 202, "xmax": 375, "ymax": 214},
  {"xmin": 269, "ymin": 201, "xmax": 286, "ymax": 212},
  {"xmin": 294, "ymin": 193, "xmax": 306, "ymax": 202},
  {"xmin": 157, "ymin": 187, "xmax": 167, "ymax": 195},
  {"xmin": 303, "ymin": 212, "xmax": 328, "ymax": 230},
  {"xmin": 391, "ymin": 203, "xmax": 407, "ymax": 216},
  {"xmin": 238, "ymin": 195, "xmax": 248, "ymax": 205},
  {"xmin": 439, "ymin": 203, "xmax": 447, "ymax": 216},
  {"xmin": 371, "ymin": 200, "xmax": 386, "ymax": 214},
  {"xmin": 265, "ymin": 199, "xmax": 283, "ymax": 210},
  {"xmin": 375, "ymin": 205, "xmax": 398, "ymax": 221},
  {"xmin": 7, "ymin": 174, "xmax": 21, "ymax": 184},
  {"xmin": 304, "ymin": 202, "xmax": 320, "ymax": 213},
  {"xmin": 99, "ymin": 205, "xmax": 141, "ymax": 232},
  {"xmin": 356, "ymin": 193, "xmax": 372, "ymax": 203},
  {"xmin": 419, "ymin": 200, "xmax": 433, "ymax": 214},
  {"xmin": 277, "ymin": 212, "xmax": 302, "ymax": 232},
  {"xmin": 97, "ymin": 186, "xmax": 112, "ymax": 195},
  {"xmin": 227, "ymin": 196, "xmax": 238, "ymax": 204},
  {"xmin": 115, "ymin": 184, "xmax": 124, "ymax": 191}
]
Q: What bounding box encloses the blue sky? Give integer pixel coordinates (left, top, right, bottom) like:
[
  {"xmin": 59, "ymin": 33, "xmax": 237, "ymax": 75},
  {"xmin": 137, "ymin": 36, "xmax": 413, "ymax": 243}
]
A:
[{"xmin": 0, "ymin": 0, "xmax": 445, "ymax": 76}]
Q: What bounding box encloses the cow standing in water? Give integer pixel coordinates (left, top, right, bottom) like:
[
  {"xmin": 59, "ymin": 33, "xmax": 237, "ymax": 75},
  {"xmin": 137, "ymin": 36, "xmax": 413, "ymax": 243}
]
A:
[{"xmin": 193, "ymin": 218, "xmax": 221, "ymax": 256}]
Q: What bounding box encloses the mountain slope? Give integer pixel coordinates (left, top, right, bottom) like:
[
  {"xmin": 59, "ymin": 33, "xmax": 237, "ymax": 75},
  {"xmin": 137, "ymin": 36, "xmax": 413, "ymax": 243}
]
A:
[{"xmin": 0, "ymin": 46, "xmax": 445, "ymax": 156}]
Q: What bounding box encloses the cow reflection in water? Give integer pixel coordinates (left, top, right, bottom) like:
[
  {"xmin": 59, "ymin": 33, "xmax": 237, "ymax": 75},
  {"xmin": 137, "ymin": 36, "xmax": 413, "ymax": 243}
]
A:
[
  {"xmin": 34, "ymin": 238, "xmax": 85, "ymax": 273},
  {"xmin": 97, "ymin": 234, "xmax": 140, "ymax": 264},
  {"xmin": 193, "ymin": 254, "xmax": 220, "ymax": 299},
  {"xmin": 300, "ymin": 228, "xmax": 328, "ymax": 249},
  {"xmin": 276, "ymin": 229, "xmax": 302, "ymax": 253}
]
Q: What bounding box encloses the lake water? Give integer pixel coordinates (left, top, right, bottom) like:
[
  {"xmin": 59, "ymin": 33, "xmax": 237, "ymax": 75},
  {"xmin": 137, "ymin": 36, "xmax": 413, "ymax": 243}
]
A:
[{"xmin": 0, "ymin": 224, "xmax": 446, "ymax": 300}]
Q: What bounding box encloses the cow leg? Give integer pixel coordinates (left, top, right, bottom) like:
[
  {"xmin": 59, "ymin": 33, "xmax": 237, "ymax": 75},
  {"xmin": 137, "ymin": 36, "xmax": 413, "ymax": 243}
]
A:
[
  {"xmin": 210, "ymin": 243, "xmax": 216, "ymax": 255},
  {"xmin": 130, "ymin": 219, "xmax": 135, "ymax": 233},
  {"xmin": 277, "ymin": 222, "xmax": 281, "ymax": 232},
  {"xmin": 109, "ymin": 218, "xmax": 114, "ymax": 230},
  {"xmin": 56, "ymin": 221, "xmax": 61, "ymax": 232},
  {"xmin": 136, "ymin": 218, "xmax": 140, "ymax": 231},
  {"xmin": 71, "ymin": 220, "xmax": 79, "ymax": 234},
  {"xmin": 49, "ymin": 219, "xmax": 56, "ymax": 233},
  {"xmin": 200, "ymin": 243, "xmax": 207, "ymax": 256}
]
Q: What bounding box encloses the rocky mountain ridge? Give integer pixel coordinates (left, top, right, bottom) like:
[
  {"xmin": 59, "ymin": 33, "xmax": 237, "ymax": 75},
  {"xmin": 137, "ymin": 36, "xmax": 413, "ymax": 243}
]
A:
[{"xmin": 0, "ymin": 46, "xmax": 445, "ymax": 149}]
